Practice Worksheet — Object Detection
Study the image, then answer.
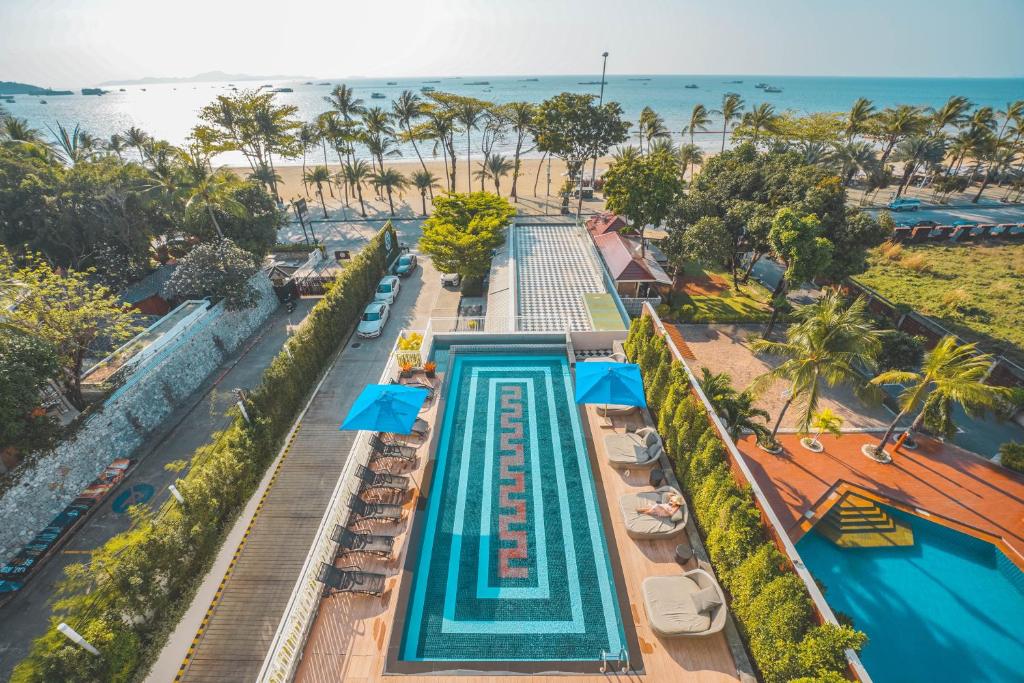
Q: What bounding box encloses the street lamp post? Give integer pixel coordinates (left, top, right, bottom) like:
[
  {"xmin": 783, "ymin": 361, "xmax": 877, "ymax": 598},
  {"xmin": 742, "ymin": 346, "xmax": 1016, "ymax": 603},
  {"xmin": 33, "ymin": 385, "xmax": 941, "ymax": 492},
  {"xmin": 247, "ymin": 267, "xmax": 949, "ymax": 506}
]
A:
[{"xmin": 590, "ymin": 51, "xmax": 609, "ymax": 188}]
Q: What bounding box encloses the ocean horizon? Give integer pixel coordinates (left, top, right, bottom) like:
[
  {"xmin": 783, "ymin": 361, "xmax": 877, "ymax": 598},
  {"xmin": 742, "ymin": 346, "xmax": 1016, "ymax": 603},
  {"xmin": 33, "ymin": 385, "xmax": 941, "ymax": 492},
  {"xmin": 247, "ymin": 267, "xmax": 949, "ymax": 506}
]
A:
[{"xmin": 5, "ymin": 74, "xmax": 1022, "ymax": 166}]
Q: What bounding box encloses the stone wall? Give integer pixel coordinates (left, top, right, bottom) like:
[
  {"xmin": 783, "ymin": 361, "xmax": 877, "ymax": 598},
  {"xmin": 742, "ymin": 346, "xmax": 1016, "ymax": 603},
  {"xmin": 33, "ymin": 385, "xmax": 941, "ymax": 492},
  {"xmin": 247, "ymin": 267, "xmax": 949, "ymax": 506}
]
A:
[{"xmin": 0, "ymin": 275, "xmax": 278, "ymax": 564}]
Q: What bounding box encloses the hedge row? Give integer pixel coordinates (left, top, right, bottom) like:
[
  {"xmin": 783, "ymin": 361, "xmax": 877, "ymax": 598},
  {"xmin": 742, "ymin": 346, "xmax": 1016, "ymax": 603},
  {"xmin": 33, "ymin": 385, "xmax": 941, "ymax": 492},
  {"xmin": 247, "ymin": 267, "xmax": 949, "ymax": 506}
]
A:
[
  {"xmin": 11, "ymin": 225, "xmax": 397, "ymax": 683},
  {"xmin": 624, "ymin": 315, "xmax": 866, "ymax": 683}
]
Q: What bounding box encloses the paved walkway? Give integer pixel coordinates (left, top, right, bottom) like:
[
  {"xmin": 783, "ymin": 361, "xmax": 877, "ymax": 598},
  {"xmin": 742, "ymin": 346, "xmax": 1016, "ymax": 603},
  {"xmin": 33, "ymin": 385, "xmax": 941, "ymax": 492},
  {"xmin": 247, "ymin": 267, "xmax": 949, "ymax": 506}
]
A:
[
  {"xmin": 735, "ymin": 433, "xmax": 1024, "ymax": 569},
  {"xmin": 168, "ymin": 260, "xmax": 441, "ymax": 682},
  {"xmin": 0, "ymin": 298, "xmax": 316, "ymax": 681}
]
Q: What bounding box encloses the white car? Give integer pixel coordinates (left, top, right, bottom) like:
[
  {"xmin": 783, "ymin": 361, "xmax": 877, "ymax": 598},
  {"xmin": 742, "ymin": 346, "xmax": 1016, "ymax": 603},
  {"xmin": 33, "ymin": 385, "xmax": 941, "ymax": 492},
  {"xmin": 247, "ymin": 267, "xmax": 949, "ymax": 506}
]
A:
[
  {"xmin": 357, "ymin": 301, "xmax": 390, "ymax": 338},
  {"xmin": 375, "ymin": 276, "xmax": 401, "ymax": 304},
  {"xmin": 440, "ymin": 272, "xmax": 461, "ymax": 288}
]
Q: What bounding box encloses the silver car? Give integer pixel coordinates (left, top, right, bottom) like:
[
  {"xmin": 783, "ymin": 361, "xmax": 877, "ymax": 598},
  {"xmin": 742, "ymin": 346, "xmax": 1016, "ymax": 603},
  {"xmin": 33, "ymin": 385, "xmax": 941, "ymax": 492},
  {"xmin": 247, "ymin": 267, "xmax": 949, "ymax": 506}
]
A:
[
  {"xmin": 375, "ymin": 276, "xmax": 401, "ymax": 304},
  {"xmin": 357, "ymin": 301, "xmax": 390, "ymax": 338}
]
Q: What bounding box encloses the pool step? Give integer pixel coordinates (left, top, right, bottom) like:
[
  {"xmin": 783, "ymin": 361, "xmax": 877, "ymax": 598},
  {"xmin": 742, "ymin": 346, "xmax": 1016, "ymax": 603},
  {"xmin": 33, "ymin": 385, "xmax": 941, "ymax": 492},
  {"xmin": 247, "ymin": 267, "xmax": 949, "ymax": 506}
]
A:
[{"xmin": 818, "ymin": 494, "xmax": 914, "ymax": 548}]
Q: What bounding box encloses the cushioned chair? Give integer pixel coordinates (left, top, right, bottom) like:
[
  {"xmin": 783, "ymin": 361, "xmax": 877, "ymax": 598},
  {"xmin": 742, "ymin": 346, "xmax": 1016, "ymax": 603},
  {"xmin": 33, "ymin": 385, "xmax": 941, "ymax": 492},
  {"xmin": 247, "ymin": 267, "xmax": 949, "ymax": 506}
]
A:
[
  {"xmin": 584, "ymin": 352, "xmax": 628, "ymax": 364},
  {"xmin": 619, "ymin": 486, "xmax": 688, "ymax": 539},
  {"xmin": 605, "ymin": 427, "xmax": 663, "ymax": 469},
  {"xmin": 642, "ymin": 569, "xmax": 727, "ymax": 638}
]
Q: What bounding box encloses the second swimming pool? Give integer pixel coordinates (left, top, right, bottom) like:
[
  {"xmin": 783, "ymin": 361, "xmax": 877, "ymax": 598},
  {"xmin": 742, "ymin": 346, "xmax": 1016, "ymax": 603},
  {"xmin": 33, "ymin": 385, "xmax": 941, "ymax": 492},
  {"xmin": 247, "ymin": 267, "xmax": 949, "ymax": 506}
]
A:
[{"xmin": 398, "ymin": 350, "xmax": 627, "ymax": 667}]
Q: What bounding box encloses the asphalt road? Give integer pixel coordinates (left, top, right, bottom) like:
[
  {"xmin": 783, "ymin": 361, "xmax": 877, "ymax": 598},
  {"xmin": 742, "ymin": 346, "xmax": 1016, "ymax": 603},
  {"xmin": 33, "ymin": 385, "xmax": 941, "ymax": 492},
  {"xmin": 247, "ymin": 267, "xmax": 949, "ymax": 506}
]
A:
[
  {"xmin": 867, "ymin": 203, "xmax": 1024, "ymax": 226},
  {"xmin": 0, "ymin": 298, "xmax": 315, "ymax": 680}
]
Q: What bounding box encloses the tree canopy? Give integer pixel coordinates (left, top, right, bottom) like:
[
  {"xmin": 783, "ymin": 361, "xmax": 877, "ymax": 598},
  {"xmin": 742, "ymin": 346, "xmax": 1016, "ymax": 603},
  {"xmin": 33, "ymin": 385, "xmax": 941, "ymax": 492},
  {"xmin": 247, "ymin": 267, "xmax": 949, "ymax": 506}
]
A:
[
  {"xmin": 165, "ymin": 238, "xmax": 261, "ymax": 311},
  {"xmin": 0, "ymin": 329, "xmax": 60, "ymax": 455},
  {"xmin": 418, "ymin": 192, "xmax": 515, "ymax": 280},
  {"xmin": 533, "ymin": 93, "xmax": 630, "ymax": 180},
  {"xmin": 603, "ymin": 148, "xmax": 684, "ymax": 252}
]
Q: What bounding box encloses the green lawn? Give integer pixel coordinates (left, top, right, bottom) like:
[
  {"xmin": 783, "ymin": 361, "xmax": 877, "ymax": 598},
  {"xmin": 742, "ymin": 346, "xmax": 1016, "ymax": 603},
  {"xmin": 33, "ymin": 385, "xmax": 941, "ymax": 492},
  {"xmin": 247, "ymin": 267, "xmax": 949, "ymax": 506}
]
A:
[
  {"xmin": 666, "ymin": 264, "xmax": 773, "ymax": 323},
  {"xmin": 855, "ymin": 242, "xmax": 1024, "ymax": 362}
]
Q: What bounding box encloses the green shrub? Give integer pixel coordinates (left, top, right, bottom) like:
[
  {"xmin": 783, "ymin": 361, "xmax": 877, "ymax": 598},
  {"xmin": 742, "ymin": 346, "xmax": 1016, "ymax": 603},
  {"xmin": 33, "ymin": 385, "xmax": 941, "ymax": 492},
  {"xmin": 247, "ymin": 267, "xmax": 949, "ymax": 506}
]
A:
[
  {"xmin": 624, "ymin": 311, "xmax": 653, "ymax": 361},
  {"xmin": 623, "ymin": 314, "xmax": 865, "ymax": 683},
  {"xmin": 1000, "ymin": 441, "xmax": 1024, "ymax": 474},
  {"xmin": 12, "ymin": 225, "xmax": 398, "ymax": 682}
]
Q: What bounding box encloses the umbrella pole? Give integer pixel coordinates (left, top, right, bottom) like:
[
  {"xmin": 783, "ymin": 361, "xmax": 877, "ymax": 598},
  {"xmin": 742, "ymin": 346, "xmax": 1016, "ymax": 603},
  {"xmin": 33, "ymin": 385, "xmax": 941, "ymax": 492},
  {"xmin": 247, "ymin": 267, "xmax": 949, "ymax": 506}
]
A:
[{"xmin": 605, "ymin": 402, "xmax": 612, "ymax": 428}]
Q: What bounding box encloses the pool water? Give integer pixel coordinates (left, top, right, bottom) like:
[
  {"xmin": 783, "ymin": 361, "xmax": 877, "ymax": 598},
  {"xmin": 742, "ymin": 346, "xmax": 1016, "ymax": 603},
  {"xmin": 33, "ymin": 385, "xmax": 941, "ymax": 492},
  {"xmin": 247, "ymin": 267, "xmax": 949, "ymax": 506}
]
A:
[
  {"xmin": 798, "ymin": 504, "xmax": 1024, "ymax": 682},
  {"xmin": 400, "ymin": 352, "xmax": 626, "ymax": 663}
]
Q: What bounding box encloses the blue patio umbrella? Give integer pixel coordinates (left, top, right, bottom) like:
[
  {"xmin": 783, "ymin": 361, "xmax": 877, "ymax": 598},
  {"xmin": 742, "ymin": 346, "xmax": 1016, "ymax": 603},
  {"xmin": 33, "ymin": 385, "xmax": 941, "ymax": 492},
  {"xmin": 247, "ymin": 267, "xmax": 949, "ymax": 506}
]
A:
[
  {"xmin": 574, "ymin": 362, "xmax": 647, "ymax": 410},
  {"xmin": 339, "ymin": 384, "xmax": 429, "ymax": 435}
]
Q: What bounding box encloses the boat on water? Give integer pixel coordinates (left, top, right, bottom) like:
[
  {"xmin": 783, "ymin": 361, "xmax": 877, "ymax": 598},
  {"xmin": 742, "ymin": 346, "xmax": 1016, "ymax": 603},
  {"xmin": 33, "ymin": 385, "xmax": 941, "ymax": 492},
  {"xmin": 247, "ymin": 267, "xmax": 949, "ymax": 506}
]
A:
[
  {"xmin": 520, "ymin": 78, "xmax": 539, "ymax": 82},
  {"xmin": 272, "ymin": 87, "xmax": 293, "ymax": 93},
  {"xmin": 317, "ymin": 82, "xmax": 331, "ymax": 86},
  {"xmin": 81, "ymin": 88, "xmax": 107, "ymax": 96},
  {"xmin": 755, "ymin": 82, "xmax": 768, "ymax": 89},
  {"xmin": 684, "ymin": 83, "xmax": 699, "ymax": 89},
  {"xmin": 729, "ymin": 79, "xmax": 743, "ymax": 83},
  {"xmin": 764, "ymin": 86, "xmax": 782, "ymax": 93},
  {"xmin": 420, "ymin": 86, "xmax": 435, "ymax": 92},
  {"xmin": 118, "ymin": 88, "xmax": 126, "ymax": 92},
  {"xmin": 304, "ymin": 81, "xmax": 313, "ymax": 85},
  {"xmin": 465, "ymin": 81, "xmax": 490, "ymax": 86},
  {"xmin": 423, "ymin": 80, "xmax": 441, "ymax": 83},
  {"xmin": 371, "ymin": 92, "xmax": 386, "ymax": 98},
  {"xmin": 386, "ymin": 81, "xmax": 397, "ymax": 85},
  {"xmin": 628, "ymin": 77, "xmax": 652, "ymax": 81},
  {"xmin": 40, "ymin": 100, "xmax": 46, "ymax": 104}
]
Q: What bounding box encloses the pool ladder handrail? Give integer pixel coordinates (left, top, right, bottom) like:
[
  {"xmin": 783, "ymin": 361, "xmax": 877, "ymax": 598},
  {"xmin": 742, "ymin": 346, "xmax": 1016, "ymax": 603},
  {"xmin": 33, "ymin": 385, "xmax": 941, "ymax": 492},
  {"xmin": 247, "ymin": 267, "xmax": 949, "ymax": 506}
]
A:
[{"xmin": 599, "ymin": 647, "xmax": 629, "ymax": 674}]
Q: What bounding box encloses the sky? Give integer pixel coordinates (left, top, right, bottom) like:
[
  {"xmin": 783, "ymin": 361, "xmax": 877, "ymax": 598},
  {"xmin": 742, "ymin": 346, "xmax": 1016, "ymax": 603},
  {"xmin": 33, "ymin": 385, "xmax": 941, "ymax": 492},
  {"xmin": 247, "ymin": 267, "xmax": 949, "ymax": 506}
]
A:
[{"xmin": 2, "ymin": 0, "xmax": 1023, "ymax": 86}]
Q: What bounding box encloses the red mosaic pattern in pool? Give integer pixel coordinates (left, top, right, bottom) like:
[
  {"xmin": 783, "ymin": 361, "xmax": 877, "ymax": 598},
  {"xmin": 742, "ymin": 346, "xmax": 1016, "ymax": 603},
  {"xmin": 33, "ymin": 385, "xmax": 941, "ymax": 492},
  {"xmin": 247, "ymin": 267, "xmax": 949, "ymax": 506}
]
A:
[{"xmin": 499, "ymin": 385, "xmax": 528, "ymax": 579}]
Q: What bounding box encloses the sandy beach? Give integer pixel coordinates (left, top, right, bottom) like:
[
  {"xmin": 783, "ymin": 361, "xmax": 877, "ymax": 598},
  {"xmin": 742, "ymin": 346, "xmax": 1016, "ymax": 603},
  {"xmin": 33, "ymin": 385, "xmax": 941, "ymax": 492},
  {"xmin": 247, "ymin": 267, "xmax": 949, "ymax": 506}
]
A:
[{"xmin": 231, "ymin": 156, "xmax": 614, "ymax": 210}]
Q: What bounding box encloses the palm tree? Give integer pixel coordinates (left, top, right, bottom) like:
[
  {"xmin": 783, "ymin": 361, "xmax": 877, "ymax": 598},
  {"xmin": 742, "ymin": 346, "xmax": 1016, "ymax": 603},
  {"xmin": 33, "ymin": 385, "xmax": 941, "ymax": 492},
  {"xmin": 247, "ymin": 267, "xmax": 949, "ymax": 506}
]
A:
[
  {"xmin": 874, "ymin": 104, "xmax": 928, "ymax": 167},
  {"xmin": 638, "ymin": 106, "xmax": 669, "ymax": 153},
  {"xmin": 360, "ymin": 106, "xmax": 395, "ymax": 175},
  {"xmin": 845, "ymin": 97, "xmax": 876, "ymax": 141},
  {"xmin": 830, "ymin": 140, "xmax": 878, "ymax": 186},
  {"xmin": 478, "ymin": 153, "xmax": 514, "ymax": 195},
  {"xmin": 392, "ymin": 90, "xmax": 430, "ymax": 184},
  {"xmin": 411, "ymin": 169, "xmax": 439, "ymax": 216},
  {"xmin": 456, "ymin": 99, "xmax": 486, "ymax": 191},
  {"xmin": 505, "ymin": 102, "xmax": 536, "ymax": 201},
  {"xmin": 698, "ymin": 368, "xmax": 772, "ymax": 445},
  {"xmin": 106, "ymin": 133, "xmax": 126, "ymax": 159},
  {"xmin": 425, "ymin": 106, "xmax": 457, "ymax": 192},
  {"xmin": 123, "ymin": 126, "xmax": 150, "ymax": 161},
  {"xmin": 297, "ymin": 122, "xmax": 319, "ymax": 195},
  {"xmin": 304, "ymin": 165, "xmax": 332, "ymax": 217},
  {"xmin": 371, "ymin": 167, "xmax": 408, "ymax": 216},
  {"xmin": 343, "ymin": 159, "xmax": 372, "ymax": 217},
  {"xmin": 869, "ymin": 336, "xmax": 1010, "ymax": 459},
  {"xmin": 750, "ymin": 291, "xmax": 882, "ymax": 441},
  {"xmin": 892, "ymin": 135, "xmax": 946, "ymax": 197},
  {"xmin": 179, "ymin": 150, "xmax": 247, "ymax": 240},
  {"xmin": 324, "ymin": 84, "xmax": 365, "ymax": 126},
  {"xmin": 686, "ymin": 104, "xmax": 712, "ymax": 148},
  {"xmin": 930, "ymin": 95, "xmax": 972, "ymax": 135},
  {"xmin": 315, "ymin": 112, "xmax": 338, "ymax": 198},
  {"xmin": 47, "ymin": 121, "xmax": 92, "ymax": 165},
  {"xmin": 805, "ymin": 408, "xmax": 843, "ymax": 449},
  {"xmin": 973, "ymin": 143, "xmax": 1018, "ymax": 202},
  {"xmin": 716, "ymin": 93, "xmax": 745, "ymax": 152},
  {"xmin": 677, "ymin": 143, "xmax": 703, "ymax": 180},
  {"xmin": 741, "ymin": 103, "xmax": 777, "ymax": 145}
]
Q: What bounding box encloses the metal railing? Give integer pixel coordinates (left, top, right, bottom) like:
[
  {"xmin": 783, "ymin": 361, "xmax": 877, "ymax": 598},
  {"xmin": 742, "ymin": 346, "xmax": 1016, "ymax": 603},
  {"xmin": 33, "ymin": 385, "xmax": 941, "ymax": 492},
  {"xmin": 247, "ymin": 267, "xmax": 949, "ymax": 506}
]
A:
[
  {"xmin": 644, "ymin": 303, "xmax": 871, "ymax": 683},
  {"xmin": 620, "ymin": 296, "xmax": 662, "ymax": 317},
  {"xmin": 424, "ymin": 315, "xmax": 574, "ymax": 335}
]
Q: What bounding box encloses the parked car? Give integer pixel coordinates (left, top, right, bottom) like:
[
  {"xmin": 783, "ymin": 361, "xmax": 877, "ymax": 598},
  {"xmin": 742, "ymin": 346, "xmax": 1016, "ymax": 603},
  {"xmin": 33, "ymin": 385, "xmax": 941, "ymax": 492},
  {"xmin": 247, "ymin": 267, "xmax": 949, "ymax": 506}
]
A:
[
  {"xmin": 887, "ymin": 198, "xmax": 921, "ymax": 212},
  {"xmin": 440, "ymin": 272, "xmax": 461, "ymax": 288},
  {"xmin": 393, "ymin": 253, "xmax": 418, "ymax": 277},
  {"xmin": 357, "ymin": 301, "xmax": 390, "ymax": 338},
  {"xmin": 374, "ymin": 276, "xmax": 401, "ymax": 304}
]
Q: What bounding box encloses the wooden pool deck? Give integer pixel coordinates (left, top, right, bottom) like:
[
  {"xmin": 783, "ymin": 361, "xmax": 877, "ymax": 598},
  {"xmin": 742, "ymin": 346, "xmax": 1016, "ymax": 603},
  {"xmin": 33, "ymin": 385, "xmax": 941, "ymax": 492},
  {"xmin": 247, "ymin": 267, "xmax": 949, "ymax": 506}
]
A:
[
  {"xmin": 735, "ymin": 433, "xmax": 1024, "ymax": 569},
  {"xmin": 294, "ymin": 402, "xmax": 741, "ymax": 682}
]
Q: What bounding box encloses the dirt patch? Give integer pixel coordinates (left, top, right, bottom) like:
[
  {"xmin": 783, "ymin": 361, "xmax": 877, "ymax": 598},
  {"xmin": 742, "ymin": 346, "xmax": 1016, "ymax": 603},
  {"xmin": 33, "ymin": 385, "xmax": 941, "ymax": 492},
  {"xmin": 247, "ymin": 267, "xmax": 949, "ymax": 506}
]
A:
[{"xmin": 674, "ymin": 271, "xmax": 731, "ymax": 297}]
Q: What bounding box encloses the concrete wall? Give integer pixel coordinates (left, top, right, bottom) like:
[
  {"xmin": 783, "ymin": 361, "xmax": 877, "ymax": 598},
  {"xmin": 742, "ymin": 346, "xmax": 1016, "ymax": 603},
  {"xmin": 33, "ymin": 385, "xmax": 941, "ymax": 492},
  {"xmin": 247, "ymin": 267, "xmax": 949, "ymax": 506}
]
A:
[{"xmin": 0, "ymin": 276, "xmax": 278, "ymax": 564}]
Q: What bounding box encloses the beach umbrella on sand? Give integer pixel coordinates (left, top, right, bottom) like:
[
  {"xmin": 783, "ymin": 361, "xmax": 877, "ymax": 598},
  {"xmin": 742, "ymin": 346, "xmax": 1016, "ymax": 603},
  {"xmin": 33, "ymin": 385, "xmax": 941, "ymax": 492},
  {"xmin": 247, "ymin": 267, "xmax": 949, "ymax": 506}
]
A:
[
  {"xmin": 340, "ymin": 384, "xmax": 429, "ymax": 435},
  {"xmin": 574, "ymin": 362, "xmax": 647, "ymax": 424}
]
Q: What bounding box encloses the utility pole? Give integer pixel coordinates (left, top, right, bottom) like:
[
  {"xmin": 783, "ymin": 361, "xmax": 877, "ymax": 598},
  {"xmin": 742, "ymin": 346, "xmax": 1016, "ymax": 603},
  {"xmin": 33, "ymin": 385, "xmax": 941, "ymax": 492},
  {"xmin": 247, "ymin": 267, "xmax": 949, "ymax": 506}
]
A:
[{"xmin": 590, "ymin": 51, "xmax": 609, "ymax": 188}]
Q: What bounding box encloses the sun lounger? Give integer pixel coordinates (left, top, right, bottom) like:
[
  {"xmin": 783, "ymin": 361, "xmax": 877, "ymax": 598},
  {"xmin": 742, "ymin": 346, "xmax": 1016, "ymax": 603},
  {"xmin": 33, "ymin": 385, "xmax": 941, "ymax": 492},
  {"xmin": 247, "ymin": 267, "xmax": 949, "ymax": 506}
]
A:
[
  {"xmin": 356, "ymin": 464, "xmax": 410, "ymax": 493},
  {"xmin": 348, "ymin": 495, "xmax": 403, "ymax": 523},
  {"xmin": 909, "ymin": 226, "xmax": 932, "ymax": 243},
  {"xmin": 928, "ymin": 226, "xmax": 953, "ymax": 240},
  {"xmin": 596, "ymin": 403, "xmax": 641, "ymax": 418},
  {"xmin": 642, "ymin": 569, "xmax": 727, "ymax": 638},
  {"xmin": 891, "ymin": 226, "xmax": 912, "ymax": 242},
  {"xmin": 391, "ymin": 377, "xmax": 435, "ymax": 400},
  {"xmin": 605, "ymin": 427, "xmax": 663, "ymax": 469},
  {"xmin": 369, "ymin": 434, "xmax": 417, "ymax": 466},
  {"xmin": 331, "ymin": 525, "xmax": 395, "ymax": 558},
  {"xmin": 315, "ymin": 562, "xmax": 387, "ymax": 596},
  {"xmin": 619, "ymin": 486, "xmax": 688, "ymax": 539}
]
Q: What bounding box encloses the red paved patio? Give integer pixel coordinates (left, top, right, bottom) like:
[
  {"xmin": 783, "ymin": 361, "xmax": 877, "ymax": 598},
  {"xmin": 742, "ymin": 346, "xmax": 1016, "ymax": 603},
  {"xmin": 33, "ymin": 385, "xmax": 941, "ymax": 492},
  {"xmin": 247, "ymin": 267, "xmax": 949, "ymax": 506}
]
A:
[{"xmin": 735, "ymin": 433, "xmax": 1024, "ymax": 568}]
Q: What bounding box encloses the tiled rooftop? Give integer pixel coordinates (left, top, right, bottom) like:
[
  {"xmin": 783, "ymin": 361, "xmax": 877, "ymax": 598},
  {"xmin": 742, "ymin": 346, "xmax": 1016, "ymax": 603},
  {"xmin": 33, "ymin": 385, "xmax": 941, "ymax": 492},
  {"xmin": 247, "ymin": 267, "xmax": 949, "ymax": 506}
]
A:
[{"xmin": 513, "ymin": 223, "xmax": 607, "ymax": 331}]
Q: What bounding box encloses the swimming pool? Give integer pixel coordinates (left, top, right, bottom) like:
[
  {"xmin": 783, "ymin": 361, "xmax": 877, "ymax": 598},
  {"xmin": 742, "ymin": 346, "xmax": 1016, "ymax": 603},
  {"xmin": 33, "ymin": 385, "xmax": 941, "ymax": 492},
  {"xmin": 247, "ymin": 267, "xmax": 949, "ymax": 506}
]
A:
[
  {"xmin": 396, "ymin": 350, "xmax": 628, "ymax": 669},
  {"xmin": 798, "ymin": 502, "xmax": 1024, "ymax": 682}
]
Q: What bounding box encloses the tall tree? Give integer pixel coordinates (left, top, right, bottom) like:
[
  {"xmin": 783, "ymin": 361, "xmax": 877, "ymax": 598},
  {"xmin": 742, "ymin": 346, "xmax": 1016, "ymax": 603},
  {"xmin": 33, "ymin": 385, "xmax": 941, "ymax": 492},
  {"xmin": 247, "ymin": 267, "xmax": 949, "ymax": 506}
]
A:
[
  {"xmin": 343, "ymin": 159, "xmax": 372, "ymax": 217},
  {"xmin": 873, "ymin": 104, "xmax": 927, "ymax": 167},
  {"xmin": 392, "ymin": 90, "xmax": 431, "ymax": 192},
  {"xmin": 762, "ymin": 208, "xmax": 833, "ymax": 337},
  {"xmin": 603, "ymin": 148, "xmax": 684, "ymax": 256},
  {"xmin": 370, "ymin": 167, "xmax": 408, "ymax": 217},
  {"xmin": 304, "ymin": 165, "xmax": 332, "ymax": 217},
  {"xmin": 411, "ymin": 169, "xmax": 439, "ymax": 216},
  {"xmin": 475, "ymin": 154, "xmax": 514, "ymax": 196},
  {"xmin": 418, "ymin": 192, "xmax": 515, "ymax": 280},
  {"xmin": 870, "ymin": 336, "xmax": 1009, "ymax": 459},
  {"xmin": 533, "ymin": 92, "xmax": 630, "ymax": 217},
  {"xmin": 740, "ymin": 103, "xmax": 777, "ymax": 145},
  {"xmin": 505, "ymin": 101, "xmax": 536, "ymax": 201},
  {"xmin": 455, "ymin": 98, "xmax": 487, "ymax": 192},
  {"xmin": 751, "ymin": 291, "xmax": 880, "ymax": 440},
  {"xmin": 716, "ymin": 93, "xmax": 745, "ymax": 152},
  {"xmin": 845, "ymin": 97, "xmax": 876, "ymax": 141}
]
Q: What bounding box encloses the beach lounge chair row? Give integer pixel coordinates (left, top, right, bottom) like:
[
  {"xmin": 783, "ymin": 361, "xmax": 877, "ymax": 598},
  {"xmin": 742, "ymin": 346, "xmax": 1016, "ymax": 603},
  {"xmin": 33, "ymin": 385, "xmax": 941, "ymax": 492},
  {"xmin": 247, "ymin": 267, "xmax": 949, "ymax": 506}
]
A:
[
  {"xmin": 892, "ymin": 223, "xmax": 1024, "ymax": 244},
  {"xmin": 605, "ymin": 426, "xmax": 664, "ymax": 469}
]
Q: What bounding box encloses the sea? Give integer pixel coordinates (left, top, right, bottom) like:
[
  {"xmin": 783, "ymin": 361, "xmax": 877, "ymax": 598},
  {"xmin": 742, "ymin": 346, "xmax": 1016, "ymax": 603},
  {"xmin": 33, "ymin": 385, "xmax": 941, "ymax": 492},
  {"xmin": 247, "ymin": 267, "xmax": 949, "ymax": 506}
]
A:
[{"xmin": 4, "ymin": 75, "xmax": 1022, "ymax": 166}]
